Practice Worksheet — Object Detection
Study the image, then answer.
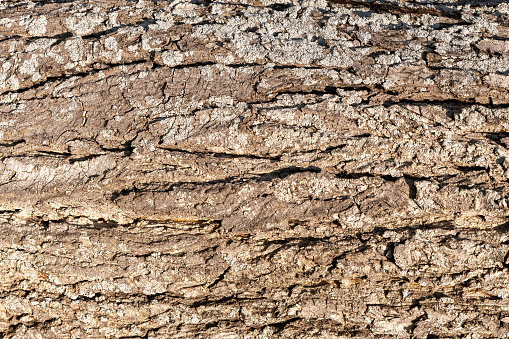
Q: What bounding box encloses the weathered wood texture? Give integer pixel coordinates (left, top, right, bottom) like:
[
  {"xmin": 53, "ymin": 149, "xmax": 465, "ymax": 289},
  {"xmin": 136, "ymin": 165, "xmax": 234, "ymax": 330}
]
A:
[{"xmin": 2, "ymin": 0, "xmax": 509, "ymax": 337}]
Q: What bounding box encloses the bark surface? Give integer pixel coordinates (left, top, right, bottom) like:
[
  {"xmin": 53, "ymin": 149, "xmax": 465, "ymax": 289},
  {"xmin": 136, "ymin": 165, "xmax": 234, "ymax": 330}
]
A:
[{"xmin": 2, "ymin": 0, "xmax": 509, "ymax": 337}]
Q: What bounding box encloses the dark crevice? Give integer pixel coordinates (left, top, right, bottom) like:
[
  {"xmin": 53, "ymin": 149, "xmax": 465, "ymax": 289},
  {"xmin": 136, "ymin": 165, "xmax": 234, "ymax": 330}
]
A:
[
  {"xmin": 380, "ymin": 175, "xmax": 399, "ymax": 182},
  {"xmin": 100, "ymin": 141, "xmax": 135, "ymax": 156},
  {"xmin": 163, "ymin": 61, "xmax": 265, "ymax": 70},
  {"xmin": 34, "ymin": 32, "xmax": 74, "ymax": 48},
  {"xmin": 0, "ymin": 35, "xmax": 22, "ymax": 43},
  {"xmin": 384, "ymin": 98, "xmax": 472, "ymax": 108},
  {"xmin": 268, "ymin": 3, "xmax": 294, "ymax": 11},
  {"xmin": 109, "ymin": 166, "xmax": 323, "ymax": 201},
  {"xmin": 370, "ymin": 220, "xmax": 456, "ymax": 238},
  {"xmin": 270, "ymin": 317, "xmax": 300, "ymax": 332},
  {"xmin": 6, "ymin": 71, "xmax": 92, "ymax": 95},
  {"xmin": 68, "ymin": 154, "xmax": 104, "ymax": 164},
  {"xmin": 33, "ymin": 150, "xmax": 72, "ymax": 158},
  {"xmin": 324, "ymin": 144, "xmax": 347, "ymax": 152},
  {"xmin": 257, "ymin": 166, "xmax": 321, "ymax": 182},
  {"xmin": 157, "ymin": 146, "xmax": 281, "ymax": 161},
  {"xmin": 485, "ymin": 132, "xmax": 509, "ymax": 147},
  {"xmin": 80, "ymin": 25, "xmax": 130, "ymax": 40},
  {"xmin": 405, "ymin": 177, "xmax": 417, "ymax": 200},
  {"xmin": 110, "ymin": 187, "xmax": 140, "ymax": 202},
  {"xmin": 385, "ymin": 98, "xmax": 509, "ymax": 110},
  {"xmin": 264, "ymin": 85, "xmax": 375, "ymax": 99},
  {"xmin": 336, "ymin": 172, "xmax": 373, "ymax": 179},
  {"xmin": 383, "ymin": 242, "xmax": 403, "ymax": 270},
  {"xmin": 0, "ymin": 59, "xmax": 150, "ymax": 97},
  {"xmin": 0, "ymin": 139, "xmax": 26, "ymax": 147},
  {"xmin": 455, "ymin": 165, "xmax": 488, "ymax": 173},
  {"xmin": 327, "ymin": 0, "xmax": 462, "ymax": 20},
  {"xmin": 335, "ymin": 171, "xmax": 447, "ymax": 197},
  {"xmin": 189, "ymin": 295, "xmax": 261, "ymax": 308},
  {"xmin": 207, "ymin": 267, "xmax": 230, "ymax": 289}
]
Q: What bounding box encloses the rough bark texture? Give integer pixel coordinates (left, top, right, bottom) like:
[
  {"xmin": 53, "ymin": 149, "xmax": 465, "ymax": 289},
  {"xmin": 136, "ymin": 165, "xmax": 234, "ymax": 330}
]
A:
[{"xmin": 2, "ymin": 0, "xmax": 509, "ymax": 337}]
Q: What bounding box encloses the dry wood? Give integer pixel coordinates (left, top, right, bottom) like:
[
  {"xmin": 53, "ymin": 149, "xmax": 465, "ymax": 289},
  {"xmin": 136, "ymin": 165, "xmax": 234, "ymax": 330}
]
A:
[{"xmin": 1, "ymin": 0, "xmax": 509, "ymax": 337}]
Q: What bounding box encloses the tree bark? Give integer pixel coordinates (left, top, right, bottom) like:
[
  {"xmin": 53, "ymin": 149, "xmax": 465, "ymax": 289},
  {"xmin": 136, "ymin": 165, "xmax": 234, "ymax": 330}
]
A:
[{"xmin": 1, "ymin": 0, "xmax": 509, "ymax": 337}]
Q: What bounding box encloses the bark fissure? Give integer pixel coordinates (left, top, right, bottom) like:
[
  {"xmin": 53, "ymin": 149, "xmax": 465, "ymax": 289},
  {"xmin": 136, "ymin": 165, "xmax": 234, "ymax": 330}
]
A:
[{"xmin": 2, "ymin": 0, "xmax": 509, "ymax": 338}]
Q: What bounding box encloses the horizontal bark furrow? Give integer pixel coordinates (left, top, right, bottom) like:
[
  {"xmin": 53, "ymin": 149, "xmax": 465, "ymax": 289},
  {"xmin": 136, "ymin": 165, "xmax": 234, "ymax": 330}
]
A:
[{"xmin": 2, "ymin": 0, "xmax": 509, "ymax": 338}]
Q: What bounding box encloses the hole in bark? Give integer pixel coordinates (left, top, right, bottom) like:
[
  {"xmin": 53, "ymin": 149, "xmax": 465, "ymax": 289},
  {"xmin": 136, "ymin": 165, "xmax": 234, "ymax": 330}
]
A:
[{"xmin": 40, "ymin": 220, "xmax": 50, "ymax": 230}]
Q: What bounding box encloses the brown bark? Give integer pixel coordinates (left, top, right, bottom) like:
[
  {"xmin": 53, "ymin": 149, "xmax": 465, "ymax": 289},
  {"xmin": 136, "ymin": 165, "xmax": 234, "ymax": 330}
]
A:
[{"xmin": 1, "ymin": 0, "xmax": 509, "ymax": 337}]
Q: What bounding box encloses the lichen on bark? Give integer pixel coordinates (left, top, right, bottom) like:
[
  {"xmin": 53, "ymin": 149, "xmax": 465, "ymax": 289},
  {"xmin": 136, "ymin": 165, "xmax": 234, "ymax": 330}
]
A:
[{"xmin": 1, "ymin": 0, "xmax": 509, "ymax": 338}]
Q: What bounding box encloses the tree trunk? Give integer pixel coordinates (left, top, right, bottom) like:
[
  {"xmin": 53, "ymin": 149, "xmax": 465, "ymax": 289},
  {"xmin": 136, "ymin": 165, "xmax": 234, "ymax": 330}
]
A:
[{"xmin": 1, "ymin": 0, "xmax": 509, "ymax": 337}]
